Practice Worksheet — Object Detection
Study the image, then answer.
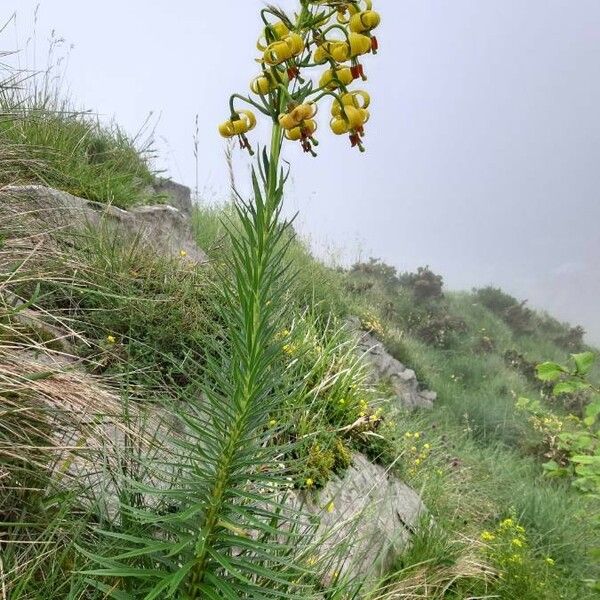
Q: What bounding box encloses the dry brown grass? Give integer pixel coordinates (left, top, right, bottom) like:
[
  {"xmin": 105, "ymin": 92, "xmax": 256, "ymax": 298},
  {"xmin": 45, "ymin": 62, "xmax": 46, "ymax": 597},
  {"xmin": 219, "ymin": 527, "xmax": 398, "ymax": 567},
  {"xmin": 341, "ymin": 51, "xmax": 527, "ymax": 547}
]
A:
[{"xmin": 372, "ymin": 552, "xmax": 497, "ymax": 599}]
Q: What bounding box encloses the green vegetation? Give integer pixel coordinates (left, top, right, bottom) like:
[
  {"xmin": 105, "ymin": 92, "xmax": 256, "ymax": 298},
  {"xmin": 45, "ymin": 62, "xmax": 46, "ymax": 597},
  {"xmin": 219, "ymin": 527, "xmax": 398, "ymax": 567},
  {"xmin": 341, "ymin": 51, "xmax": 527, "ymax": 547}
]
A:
[
  {"xmin": 2, "ymin": 13, "xmax": 599, "ymax": 599},
  {"xmin": 192, "ymin": 206, "xmax": 600, "ymax": 598},
  {"xmin": 0, "ymin": 48, "xmax": 157, "ymax": 207}
]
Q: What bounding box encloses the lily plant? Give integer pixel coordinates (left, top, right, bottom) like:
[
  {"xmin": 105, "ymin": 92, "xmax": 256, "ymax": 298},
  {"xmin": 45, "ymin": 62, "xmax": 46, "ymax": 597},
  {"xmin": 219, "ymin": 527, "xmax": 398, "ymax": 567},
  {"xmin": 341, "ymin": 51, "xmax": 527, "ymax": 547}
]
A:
[{"xmin": 84, "ymin": 1, "xmax": 381, "ymax": 598}]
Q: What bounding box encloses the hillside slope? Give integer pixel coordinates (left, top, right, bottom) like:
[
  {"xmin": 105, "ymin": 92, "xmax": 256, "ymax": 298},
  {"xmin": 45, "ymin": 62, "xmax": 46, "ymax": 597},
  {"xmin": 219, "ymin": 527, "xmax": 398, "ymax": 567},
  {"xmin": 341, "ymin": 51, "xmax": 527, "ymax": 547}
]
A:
[{"xmin": 1, "ymin": 92, "xmax": 598, "ymax": 597}]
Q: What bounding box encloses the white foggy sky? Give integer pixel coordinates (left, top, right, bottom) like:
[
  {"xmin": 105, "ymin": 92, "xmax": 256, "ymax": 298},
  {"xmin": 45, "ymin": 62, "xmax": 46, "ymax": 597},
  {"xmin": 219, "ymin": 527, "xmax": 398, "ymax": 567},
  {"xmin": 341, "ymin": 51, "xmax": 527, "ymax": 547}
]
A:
[{"xmin": 5, "ymin": 1, "xmax": 600, "ymax": 342}]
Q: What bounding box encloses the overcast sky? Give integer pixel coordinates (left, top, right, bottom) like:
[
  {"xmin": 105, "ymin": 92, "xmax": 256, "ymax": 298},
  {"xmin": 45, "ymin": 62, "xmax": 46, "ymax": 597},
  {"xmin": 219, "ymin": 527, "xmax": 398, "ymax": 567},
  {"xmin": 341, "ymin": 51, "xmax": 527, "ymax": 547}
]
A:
[{"xmin": 6, "ymin": 1, "xmax": 600, "ymax": 343}]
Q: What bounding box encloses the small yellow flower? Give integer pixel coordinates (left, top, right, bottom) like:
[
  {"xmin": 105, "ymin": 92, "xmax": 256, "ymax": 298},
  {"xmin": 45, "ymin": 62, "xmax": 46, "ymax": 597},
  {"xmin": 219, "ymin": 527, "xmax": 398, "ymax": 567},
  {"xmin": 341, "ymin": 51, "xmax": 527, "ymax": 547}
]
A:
[
  {"xmin": 404, "ymin": 432, "xmax": 413, "ymax": 438},
  {"xmin": 511, "ymin": 538, "xmax": 524, "ymax": 548},
  {"xmin": 325, "ymin": 501, "xmax": 335, "ymax": 513},
  {"xmin": 269, "ymin": 419, "xmax": 277, "ymax": 427},
  {"xmin": 500, "ymin": 518, "xmax": 514, "ymax": 529},
  {"xmin": 106, "ymin": 335, "xmax": 116, "ymax": 344},
  {"xmin": 414, "ymin": 458, "xmax": 421, "ymax": 466},
  {"xmin": 423, "ymin": 443, "xmax": 431, "ymax": 450},
  {"xmin": 305, "ymin": 478, "xmax": 314, "ymax": 488},
  {"xmin": 480, "ymin": 531, "xmax": 496, "ymax": 542},
  {"xmin": 509, "ymin": 553, "xmax": 523, "ymax": 564},
  {"xmin": 179, "ymin": 249, "xmax": 187, "ymax": 257},
  {"xmin": 307, "ymin": 555, "xmax": 317, "ymax": 566},
  {"xmin": 545, "ymin": 557, "xmax": 555, "ymax": 566},
  {"xmin": 413, "ymin": 432, "xmax": 420, "ymax": 439}
]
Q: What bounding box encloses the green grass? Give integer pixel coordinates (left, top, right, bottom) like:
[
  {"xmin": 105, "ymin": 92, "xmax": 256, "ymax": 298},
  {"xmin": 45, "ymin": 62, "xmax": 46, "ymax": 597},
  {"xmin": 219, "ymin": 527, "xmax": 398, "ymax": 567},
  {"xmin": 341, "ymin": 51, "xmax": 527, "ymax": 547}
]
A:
[
  {"xmin": 1, "ymin": 65, "xmax": 599, "ymax": 594},
  {"xmin": 188, "ymin": 213, "xmax": 600, "ymax": 597},
  {"xmin": 0, "ymin": 56, "xmax": 157, "ymax": 207}
]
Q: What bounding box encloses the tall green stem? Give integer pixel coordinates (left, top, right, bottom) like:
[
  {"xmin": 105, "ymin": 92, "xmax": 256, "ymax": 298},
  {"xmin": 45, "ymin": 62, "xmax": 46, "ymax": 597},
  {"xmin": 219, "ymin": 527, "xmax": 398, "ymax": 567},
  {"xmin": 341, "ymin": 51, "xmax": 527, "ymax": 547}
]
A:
[{"xmin": 186, "ymin": 121, "xmax": 284, "ymax": 599}]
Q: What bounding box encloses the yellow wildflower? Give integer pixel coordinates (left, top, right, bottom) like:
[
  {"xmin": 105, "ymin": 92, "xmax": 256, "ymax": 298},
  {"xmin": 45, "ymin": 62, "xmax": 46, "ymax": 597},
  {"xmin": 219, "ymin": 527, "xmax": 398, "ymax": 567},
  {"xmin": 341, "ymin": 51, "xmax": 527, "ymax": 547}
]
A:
[
  {"xmin": 269, "ymin": 419, "xmax": 277, "ymax": 427},
  {"xmin": 305, "ymin": 478, "xmax": 314, "ymax": 488},
  {"xmin": 106, "ymin": 335, "xmax": 116, "ymax": 344},
  {"xmin": 179, "ymin": 249, "xmax": 187, "ymax": 257},
  {"xmin": 545, "ymin": 557, "xmax": 555, "ymax": 566},
  {"xmin": 511, "ymin": 538, "xmax": 524, "ymax": 548},
  {"xmin": 480, "ymin": 531, "xmax": 496, "ymax": 542},
  {"xmin": 326, "ymin": 501, "xmax": 335, "ymax": 513}
]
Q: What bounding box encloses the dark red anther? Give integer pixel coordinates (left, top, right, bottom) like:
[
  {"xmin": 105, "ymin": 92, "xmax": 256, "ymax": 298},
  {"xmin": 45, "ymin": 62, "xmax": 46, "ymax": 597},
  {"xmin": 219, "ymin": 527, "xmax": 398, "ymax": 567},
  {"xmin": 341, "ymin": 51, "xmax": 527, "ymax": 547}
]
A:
[
  {"xmin": 287, "ymin": 66, "xmax": 300, "ymax": 80},
  {"xmin": 350, "ymin": 64, "xmax": 361, "ymax": 79},
  {"xmin": 371, "ymin": 36, "xmax": 379, "ymax": 51},
  {"xmin": 349, "ymin": 133, "xmax": 359, "ymax": 147}
]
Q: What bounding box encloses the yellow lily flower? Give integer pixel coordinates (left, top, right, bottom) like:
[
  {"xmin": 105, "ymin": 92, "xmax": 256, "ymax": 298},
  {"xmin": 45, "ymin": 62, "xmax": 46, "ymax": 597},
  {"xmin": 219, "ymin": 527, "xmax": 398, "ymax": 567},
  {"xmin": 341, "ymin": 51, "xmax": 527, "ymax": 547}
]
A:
[
  {"xmin": 319, "ymin": 66, "xmax": 355, "ymax": 90},
  {"xmin": 263, "ymin": 33, "xmax": 305, "ymax": 66},
  {"xmin": 330, "ymin": 106, "xmax": 369, "ymax": 132},
  {"xmin": 250, "ymin": 71, "xmax": 283, "ymax": 95},
  {"xmin": 263, "ymin": 40, "xmax": 293, "ymax": 65},
  {"xmin": 332, "ymin": 90, "xmax": 371, "ymax": 114},
  {"xmin": 218, "ymin": 110, "xmax": 257, "ymax": 153},
  {"xmin": 330, "ymin": 92, "xmax": 370, "ymax": 150},
  {"xmin": 218, "ymin": 110, "xmax": 256, "ymax": 137},
  {"xmin": 348, "ymin": 32, "xmax": 372, "ymax": 57},
  {"xmin": 314, "ymin": 41, "xmax": 350, "ymax": 64},
  {"xmin": 349, "ymin": 10, "xmax": 381, "ymax": 33},
  {"xmin": 279, "ymin": 103, "xmax": 318, "ymax": 153},
  {"xmin": 256, "ymin": 21, "xmax": 290, "ymax": 51},
  {"xmin": 336, "ymin": 0, "xmax": 373, "ymax": 23},
  {"xmin": 284, "ymin": 119, "xmax": 317, "ymax": 141},
  {"xmin": 278, "ymin": 102, "xmax": 317, "ymax": 129}
]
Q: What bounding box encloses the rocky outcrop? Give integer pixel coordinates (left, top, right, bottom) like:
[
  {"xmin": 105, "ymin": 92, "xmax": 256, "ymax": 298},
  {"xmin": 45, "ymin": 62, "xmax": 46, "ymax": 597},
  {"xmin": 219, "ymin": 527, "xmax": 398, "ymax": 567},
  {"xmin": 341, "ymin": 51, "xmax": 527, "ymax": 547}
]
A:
[
  {"xmin": 295, "ymin": 453, "xmax": 426, "ymax": 578},
  {"xmin": 1, "ymin": 182, "xmax": 429, "ymax": 581},
  {"xmin": 346, "ymin": 316, "xmax": 437, "ymax": 409},
  {"xmin": 152, "ymin": 178, "xmax": 193, "ymax": 216},
  {"xmin": 1, "ymin": 185, "xmax": 206, "ymax": 264}
]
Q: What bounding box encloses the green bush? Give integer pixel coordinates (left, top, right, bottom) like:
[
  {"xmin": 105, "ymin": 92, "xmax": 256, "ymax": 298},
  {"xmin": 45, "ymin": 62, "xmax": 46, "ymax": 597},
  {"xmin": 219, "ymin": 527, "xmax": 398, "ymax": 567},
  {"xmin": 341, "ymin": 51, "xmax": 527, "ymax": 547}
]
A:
[{"xmin": 399, "ymin": 266, "xmax": 444, "ymax": 303}]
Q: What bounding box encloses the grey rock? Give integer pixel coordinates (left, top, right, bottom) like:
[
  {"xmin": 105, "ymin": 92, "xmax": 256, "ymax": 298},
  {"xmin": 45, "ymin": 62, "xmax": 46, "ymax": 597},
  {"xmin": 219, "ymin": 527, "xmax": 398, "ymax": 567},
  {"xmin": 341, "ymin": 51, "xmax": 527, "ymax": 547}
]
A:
[
  {"xmin": 293, "ymin": 453, "xmax": 426, "ymax": 579},
  {"xmin": 345, "ymin": 316, "xmax": 436, "ymax": 410},
  {"xmin": 152, "ymin": 178, "xmax": 193, "ymax": 216},
  {"xmin": 1, "ymin": 185, "xmax": 207, "ymax": 264}
]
